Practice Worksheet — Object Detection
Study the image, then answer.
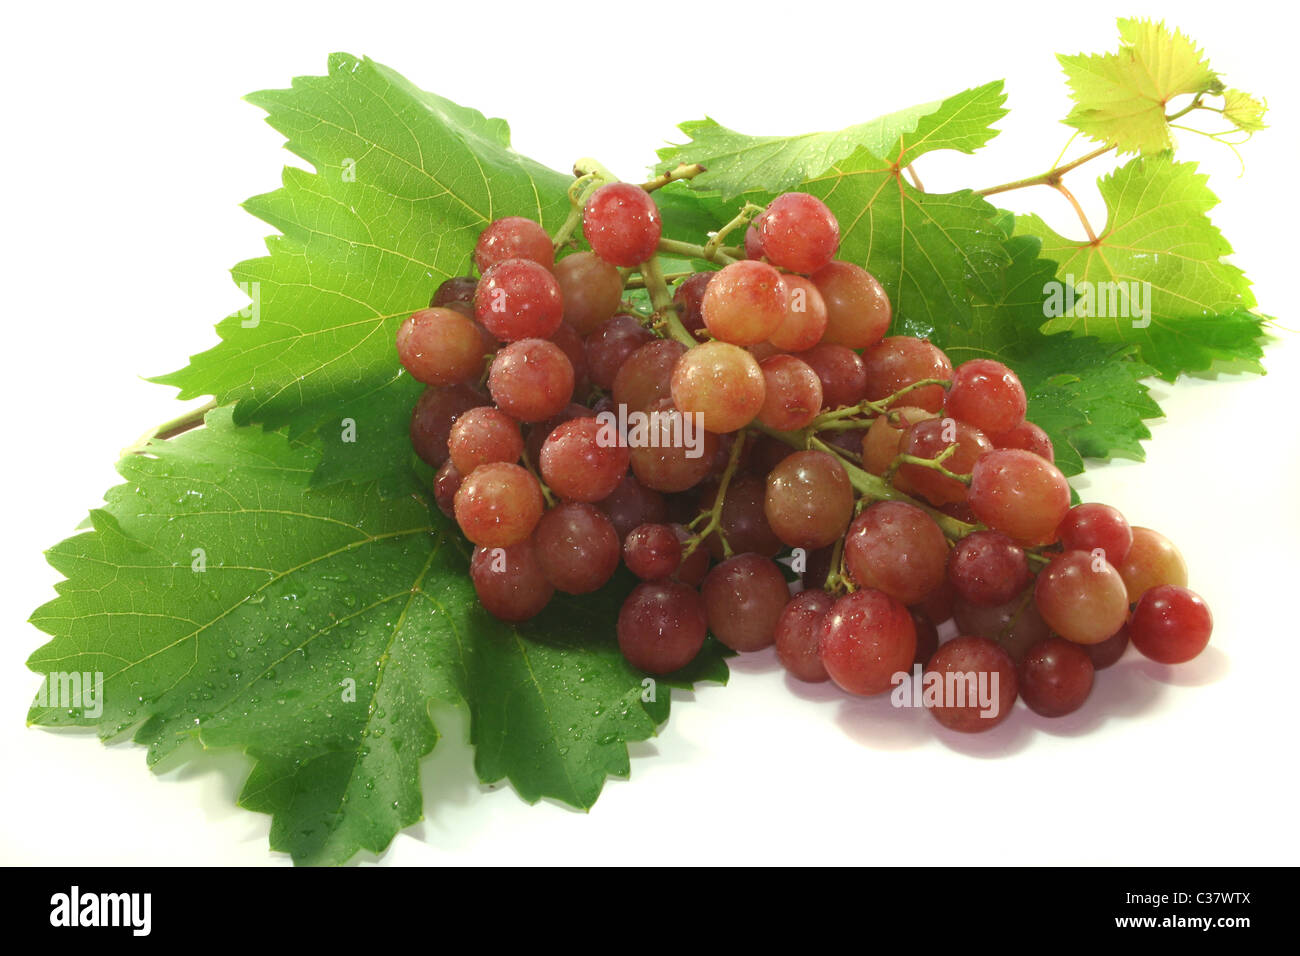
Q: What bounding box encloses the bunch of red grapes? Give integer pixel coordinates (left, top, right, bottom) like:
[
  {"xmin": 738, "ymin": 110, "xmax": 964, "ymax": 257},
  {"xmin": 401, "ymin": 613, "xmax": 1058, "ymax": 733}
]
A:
[{"xmin": 396, "ymin": 179, "xmax": 1213, "ymax": 733}]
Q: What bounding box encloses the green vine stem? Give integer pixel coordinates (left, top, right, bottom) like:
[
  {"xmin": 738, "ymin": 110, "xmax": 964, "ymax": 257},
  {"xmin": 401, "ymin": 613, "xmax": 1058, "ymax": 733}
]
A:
[
  {"xmin": 704, "ymin": 202, "xmax": 766, "ymax": 259},
  {"xmin": 749, "ymin": 420, "xmax": 977, "ymax": 541},
  {"xmin": 656, "ymin": 237, "xmax": 738, "ymax": 266},
  {"xmin": 122, "ymin": 398, "xmax": 217, "ymax": 456},
  {"xmin": 882, "ymin": 444, "xmax": 970, "ymax": 488},
  {"xmin": 640, "ymin": 162, "xmax": 707, "ymax": 192},
  {"xmin": 806, "ymin": 378, "xmax": 951, "ymax": 431},
  {"xmin": 639, "ymin": 255, "xmax": 699, "ymax": 348},
  {"xmin": 974, "ymin": 143, "xmax": 1114, "ymax": 197},
  {"xmin": 685, "ymin": 430, "xmax": 747, "ymax": 558}
]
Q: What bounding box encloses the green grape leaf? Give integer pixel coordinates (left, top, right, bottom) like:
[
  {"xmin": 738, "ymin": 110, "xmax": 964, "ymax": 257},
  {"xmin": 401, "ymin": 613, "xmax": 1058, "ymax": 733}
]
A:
[
  {"xmin": 656, "ymin": 81, "xmax": 1006, "ymax": 200},
  {"xmin": 938, "ymin": 234, "xmax": 1162, "ymax": 476},
  {"xmin": 27, "ymin": 409, "xmax": 727, "ymax": 866},
  {"xmin": 800, "ymin": 154, "xmax": 1011, "ymax": 335},
  {"xmin": 1016, "ymin": 154, "xmax": 1266, "ymax": 380},
  {"xmin": 1059, "ymin": 17, "xmax": 1223, "ymax": 154},
  {"xmin": 152, "ymin": 53, "xmax": 570, "ymax": 465}
]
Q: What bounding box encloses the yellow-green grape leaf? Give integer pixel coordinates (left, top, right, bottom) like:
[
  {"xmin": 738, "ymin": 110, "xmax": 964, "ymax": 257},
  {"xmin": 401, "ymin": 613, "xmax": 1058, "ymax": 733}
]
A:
[
  {"xmin": 1222, "ymin": 89, "xmax": 1268, "ymax": 132},
  {"xmin": 1059, "ymin": 17, "xmax": 1222, "ymax": 154}
]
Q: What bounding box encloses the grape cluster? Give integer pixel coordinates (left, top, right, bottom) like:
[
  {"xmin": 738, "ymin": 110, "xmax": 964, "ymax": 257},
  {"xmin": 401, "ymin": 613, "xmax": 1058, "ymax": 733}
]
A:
[{"xmin": 398, "ymin": 180, "xmax": 1214, "ymax": 735}]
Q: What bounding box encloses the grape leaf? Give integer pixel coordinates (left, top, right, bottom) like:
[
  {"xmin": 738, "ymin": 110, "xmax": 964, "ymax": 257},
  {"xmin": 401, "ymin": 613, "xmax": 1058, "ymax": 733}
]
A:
[
  {"xmin": 152, "ymin": 53, "xmax": 571, "ymax": 475},
  {"xmin": 27, "ymin": 409, "xmax": 727, "ymax": 865},
  {"xmin": 939, "ymin": 233, "xmax": 1161, "ymax": 476},
  {"xmin": 1221, "ymin": 89, "xmax": 1268, "ymax": 132},
  {"xmin": 1059, "ymin": 18, "xmax": 1222, "ymax": 154},
  {"xmin": 1016, "ymin": 154, "xmax": 1266, "ymax": 380},
  {"xmin": 656, "ymin": 81, "xmax": 1006, "ymax": 200}
]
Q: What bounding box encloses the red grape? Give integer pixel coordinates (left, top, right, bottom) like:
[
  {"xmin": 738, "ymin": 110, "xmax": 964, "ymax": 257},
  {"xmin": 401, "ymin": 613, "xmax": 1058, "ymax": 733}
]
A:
[
  {"xmin": 769, "ymin": 275, "xmax": 829, "ymax": 351},
  {"xmin": 860, "ymin": 337, "xmax": 953, "ymax": 412},
  {"xmin": 487, "ymin": 338, "xmax": 575, "ymax": 422},
  {"xmin": 533, "ymin": 502, "xmax": 621, "ymax": 594},
  {"xmin": 539, "ymin": 416, "xmax": 630, "ymax": 502},
  {"xmin": 810, "ymin": 262, "xmax": 891, "ymax": 349},
  {"xmin": 944, "ymin": 359, "xmax": 1027, "ymax": 435},
  {"xmin": 474, "ymin": 258, "xmax": 564, "ymax": 342},
  {"xmin": 952, "ymin": 589, "xmax": 1051, "ymax": 663},
  {"xmin": 554, "ymin": 251, "xmax": 623, "ymax": 335},
  {"xmin": 432, "ymin": 275, "xmax": 478, "ymax": 307},
  {"xmin": 861, "ymin": 406, "xmax": 938, "ymax": 475},
  {"xmin": 757, "ymin": 192, "xmax": 840, "ymax": 274},
  {"xmin": 775, "ymin": 589, "xmax": 834, "ymax": 682},
  {"xmin": 946, "ymin": 530, "xmax": 1031, "ymax": 607},
  {"xmin": 448, "ymin": 405, "xmax": 525, "ymax": 474},
  {"xmin": 968, "ymin": 448, "xmax": 1070, "ymax": 546},
  {"xmin": 844, "ymin": 501, "xmax": 949, "ymax": 605},
  {"xmin": 923, "ymin": 635, "xmax": 1018, "ymax": 732},
  {"xmin": 613, "ymin": 339, "xmax": 687, "ymax": 413},
  {"xmin": 990, "ymin": 420, "xmax": 1055, "ymax": 463},
  {"xmin": 764, "ymin": 450, "xmax": 854, "ymax": 550},
  {"xmin": 623, "ymin": 523, "xmax": 682, "ymax": 581},
  {"xmin": 1118, "ymin": 527, "xmax": 1188, "ymax": 604},
  {"xmin": 897, "ymin": 417, "xmax": 992, "ymax": 507},
  {"xmin": 474, "ymin": 216, "xmax": 554, "ymax": 272},
  {"xmin": 617, "ymin": 579, "xmax": 707, "ymax": 674},
  {"xmin": 1034, "ymin": 550, "xmax": 1129, "ymax": 645},
  {"xmin": 1018, "ymin": 637, "xmax": 1094, "ymax": 717},
  {"xmin": 701, "ymin": 553, "xmax": 790, "ymax": 651},
  {"xmin": 670, "ymin": 341, "xmax": 766, "ymax": 434},
  {"xmin": 757, "ymin": 355, "xmax": 823, "ymax": 431},
  {"xmin": 583, "ymin": 182, "xmax": 662, "ymax": 266},
  {"xmin": 598, "ymin": 473, "xmax": 668, "ymax": 541},
  {"xmin": 797, "ymin": 343, "xmax": 868, "ymax": 410},
  {"xmin": 672, "ymin": 272, "xmax": 714, "ymax": 342},
  {"xmin": 453, "ymin": 462, "xmax": 545, "ymax": 547},
  {"xmin": 396, "ymin": 307, "xmax": 486, "ymax": 386},
  {"xmin": 1129, "ymin": 585, "xmax": 1213, "ymax": 664},
  {"xmin": 701, "ymin": 260, "xmax": 787, "ymax": 345},
  {"xmin": 628, "ymin": 397, "xmax": 719, "ymax": 492},
  {"xmin": 433, "ymin": 459, "xmax": 463, "ymax": 518},
  {"xmin": 585, "ymin": 313, "xmax": 655, "ymax": 391},
  {"xmin": 409, "ymin": 384, "xmax": 488, "ymax": 467},
  {"xmin": 1084, "ymin": 622, "xmax": 1130, "ymax": 669},
  {"xmin": 470, "ymin": 540, "xmax": 553, "ymax": 622},
  {"xmin": 1057, "ymin": 502, "xmax": 1133, "ymax": 567},
  {"xmin": 819, "ymin": 588, "xmax": 916, "ymax": 695}
]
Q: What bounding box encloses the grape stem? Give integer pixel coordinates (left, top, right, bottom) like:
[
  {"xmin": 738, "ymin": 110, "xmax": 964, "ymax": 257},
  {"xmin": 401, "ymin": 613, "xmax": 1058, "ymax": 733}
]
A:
[
  {"xmin": 521, "ymin": 449, "xmax": 556, "ymax": 507},
  {"xmin": 622, "ymin": 270, "xmax": 693, "ymax": 290},
  {"xmin": 973, "ymin": 144, "xmax": 1114, "ymax": 198},
  {"xmin": 883, "ymin": 444, "xmax": 972, "ymax": 487},
  {"xmin": 684, "ymin": 431, "xmax": 746, "ymax": 559},
  {"xmin": 656, "ymin": 237, "xmax": 738, "ymax": 266},
  {"xmin": 821, "ymin": 534, "xmax": 854, "ymax": 595},
  {"xmin": 807, "ymin": 377, "xmax": 951, "ymax": 431},
  {"xmin": 705, "ymin": 203, "xmax": 766, "ymax": 260},
  {"xmin": 639, "ymin": 255, "xmax": 699, "ymax": 348},
  {"xmin": 640, "ymin": 163, "xmax": 706, "ymax": 192},
  {"xmin": 552, "ymin": 159, "xmax": 618, "ymax": 250},
  {"xmin": 750, "ymin": 421, "xmax": 978, "ymax": 541},
  {"xmin": 122, "ymin": 399, "xmax": 217, "ymax": 456}
]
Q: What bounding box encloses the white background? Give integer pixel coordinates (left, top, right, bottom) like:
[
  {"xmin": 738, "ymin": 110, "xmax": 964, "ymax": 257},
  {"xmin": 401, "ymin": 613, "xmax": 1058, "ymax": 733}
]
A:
[{"xmin": 3, "ymin": 0, "xmax": 1298, "ymax": 865}]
